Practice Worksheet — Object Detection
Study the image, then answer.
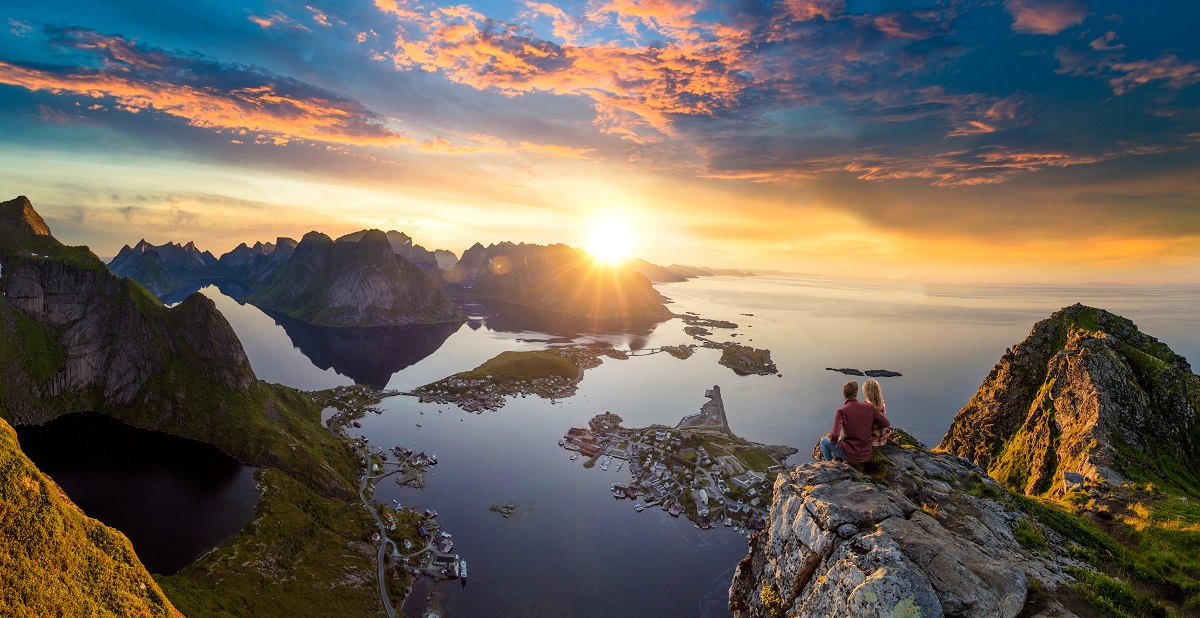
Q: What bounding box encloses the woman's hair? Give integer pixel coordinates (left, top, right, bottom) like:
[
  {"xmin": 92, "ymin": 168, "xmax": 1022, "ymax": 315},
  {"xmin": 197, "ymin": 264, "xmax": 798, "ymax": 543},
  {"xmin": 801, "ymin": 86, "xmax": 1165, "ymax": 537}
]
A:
[{"xmin": 863, "ymin": 378, "xmax": 884, "ymax": 410}]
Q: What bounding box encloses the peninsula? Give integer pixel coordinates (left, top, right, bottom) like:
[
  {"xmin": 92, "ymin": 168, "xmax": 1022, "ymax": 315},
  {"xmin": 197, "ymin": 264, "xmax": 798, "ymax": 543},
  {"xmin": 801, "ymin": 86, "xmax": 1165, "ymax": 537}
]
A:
[{"xmin": 560, "ymin": 386, "xmax": 798, "ymax": 531}]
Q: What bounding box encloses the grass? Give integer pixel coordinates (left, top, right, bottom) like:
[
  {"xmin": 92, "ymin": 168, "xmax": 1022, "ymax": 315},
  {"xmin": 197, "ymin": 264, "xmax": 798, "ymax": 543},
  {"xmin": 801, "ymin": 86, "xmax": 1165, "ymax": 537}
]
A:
[
  {"xmin": 1070, "ymin": 568, "xmax": 1177, "ymax": 618},
  {"xmin": 458, "ymin": 350, "xmax": 580, "ymax": 383},
  {"xmin": 156, "ymin": 468, "xmax": 386, "ymax": 618},
  {"xmin": 736, "ymin": 447, "xmax": 778, "ymax": 471},
  {"xmin": 0, "ymin": 417, "xmax": 181, "ymax": 617},
  {"xmin": 1015, "ymin": 519, "xmax": 1048, "ymax": 553},
  {"xmin": 1006, "ymin": 486, "xmax": 1200, "ymax": 612}
]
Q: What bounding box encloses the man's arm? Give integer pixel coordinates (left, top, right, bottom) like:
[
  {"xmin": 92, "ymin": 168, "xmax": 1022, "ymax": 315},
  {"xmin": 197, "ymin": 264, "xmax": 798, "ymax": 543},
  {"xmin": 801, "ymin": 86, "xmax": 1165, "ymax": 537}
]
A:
[
  {"xmin": 830, "ymin": 408, "xmax": 845, "ymax": 443},
  {"xmin": 874, "ymin": 407, "xmax": 891, "ymax": 429}
]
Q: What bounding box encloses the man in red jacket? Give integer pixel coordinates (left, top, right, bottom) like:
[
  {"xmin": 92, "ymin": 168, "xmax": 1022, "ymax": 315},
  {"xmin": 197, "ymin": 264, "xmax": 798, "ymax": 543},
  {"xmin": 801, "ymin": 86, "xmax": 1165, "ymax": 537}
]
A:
[{"xmin": 819, "ymin": 381, "xmax": 890, "ymax": 463}]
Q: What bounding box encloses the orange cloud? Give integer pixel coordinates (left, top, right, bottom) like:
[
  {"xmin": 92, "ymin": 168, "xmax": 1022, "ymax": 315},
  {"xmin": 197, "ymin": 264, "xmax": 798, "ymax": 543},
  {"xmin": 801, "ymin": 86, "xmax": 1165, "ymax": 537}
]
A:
[
  {"xmin": 387, "ymin": 4, "xmax": 754, "ymax": 140},
  {"xmin": 1004, "ymin": 0, "xmax": 1087, "ymax": 35},
  {"xmin": 0, "ymin": 38, "xmax": 408, "ymax": 147}
]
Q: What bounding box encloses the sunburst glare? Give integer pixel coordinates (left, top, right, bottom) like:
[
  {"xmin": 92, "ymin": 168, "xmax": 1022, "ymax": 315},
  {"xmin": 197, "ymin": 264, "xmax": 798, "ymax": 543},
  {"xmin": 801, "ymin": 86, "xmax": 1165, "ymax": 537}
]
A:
[{"xmin": 585, "ymin": 217, "xmax": 635, "ymax": 264}]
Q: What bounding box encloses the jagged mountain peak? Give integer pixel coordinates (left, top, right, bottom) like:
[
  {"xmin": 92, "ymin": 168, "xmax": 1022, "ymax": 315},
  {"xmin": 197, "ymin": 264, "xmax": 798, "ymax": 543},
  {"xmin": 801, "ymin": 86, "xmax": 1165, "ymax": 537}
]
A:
[
  {"xmin": 0, "ymin": 195, "xmax": 51, "ymax": 238},
  {"xmin": 938, "ymin": 304, "xmax": 1200, "ymax": 497}
]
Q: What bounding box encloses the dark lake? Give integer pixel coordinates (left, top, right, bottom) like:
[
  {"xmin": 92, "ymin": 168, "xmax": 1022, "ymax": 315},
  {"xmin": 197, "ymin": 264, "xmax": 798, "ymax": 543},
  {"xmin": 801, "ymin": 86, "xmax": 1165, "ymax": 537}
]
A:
[{"xmin": 16, "ymin": 412, "xmax": 260, "ymax": 575}]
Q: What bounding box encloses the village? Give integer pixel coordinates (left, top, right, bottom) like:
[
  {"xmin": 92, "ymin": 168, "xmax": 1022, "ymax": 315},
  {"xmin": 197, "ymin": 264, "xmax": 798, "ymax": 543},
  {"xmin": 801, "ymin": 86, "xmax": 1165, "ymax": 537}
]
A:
[
  {"xmin": 559, "ymin": 386, "xmax": 795, "ymax": 534},
  {"xmin": 314, "ymin": 384, "xmax": 467, "ymax": 617},
  {"xmin": 409, "ymin": 346, "xmax": 622, "ymax": 412}
]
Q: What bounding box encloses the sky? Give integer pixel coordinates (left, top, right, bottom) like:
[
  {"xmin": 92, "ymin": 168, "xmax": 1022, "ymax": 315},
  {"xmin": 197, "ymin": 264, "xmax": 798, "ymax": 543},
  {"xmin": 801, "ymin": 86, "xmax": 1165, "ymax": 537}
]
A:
[{"xmin": 1, "ymin": 0, "xmax": 1198, "ymax": 282}]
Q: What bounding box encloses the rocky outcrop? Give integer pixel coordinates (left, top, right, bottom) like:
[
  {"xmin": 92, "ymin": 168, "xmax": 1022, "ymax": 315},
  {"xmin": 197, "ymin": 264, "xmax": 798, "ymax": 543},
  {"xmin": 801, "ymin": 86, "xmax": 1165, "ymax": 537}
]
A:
[
  {"xmin": 442, "ymin": 242, "xmax": 673, "ymax": 319},
  {"xmin": 719, "ymin": 344, "xmax": 778, "ymax": 376},
  {"xmin": 729, "ymin": 443, "xmax": 1083, "ymax": 618},
  {"xmin": 938, "ymin": 304, "xmax": 1200, "ymax": 497},
  {"xmin": 248, "ymin": 229, "xmax": 464, "ymax": 327}
]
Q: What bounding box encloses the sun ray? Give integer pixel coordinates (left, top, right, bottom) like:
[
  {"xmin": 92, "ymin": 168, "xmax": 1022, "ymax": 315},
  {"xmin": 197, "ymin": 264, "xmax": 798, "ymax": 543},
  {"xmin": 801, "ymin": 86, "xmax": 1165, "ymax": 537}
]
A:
[{"xmin": 585, "ymin": 217, "xmax": 635, "ymax": 264}]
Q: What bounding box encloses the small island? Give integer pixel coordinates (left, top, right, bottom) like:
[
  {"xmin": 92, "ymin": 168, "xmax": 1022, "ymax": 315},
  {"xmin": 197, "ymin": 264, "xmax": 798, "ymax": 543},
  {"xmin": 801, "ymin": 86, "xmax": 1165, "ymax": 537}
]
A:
[
  {"xmin": 718, "ymin": 344, "xmax": 778, "ymax": 376},
  {"xmin": 559, "ymin": 386, "xmax": 797, "ymax": 532},
  {"xmin": 412, "ymin": 347, "xmax": 625, "ymax": 411},
  {"xmin": 825, "ymin": 367, "xmax": 903, "ymax": 377}
]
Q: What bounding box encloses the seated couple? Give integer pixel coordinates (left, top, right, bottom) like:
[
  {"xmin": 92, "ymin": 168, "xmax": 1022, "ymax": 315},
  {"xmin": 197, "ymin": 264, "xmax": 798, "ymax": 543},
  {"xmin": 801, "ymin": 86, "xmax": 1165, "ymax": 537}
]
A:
[{"xmin": 818, "ymin": 378, "xmax": 890, "ymax": 463}]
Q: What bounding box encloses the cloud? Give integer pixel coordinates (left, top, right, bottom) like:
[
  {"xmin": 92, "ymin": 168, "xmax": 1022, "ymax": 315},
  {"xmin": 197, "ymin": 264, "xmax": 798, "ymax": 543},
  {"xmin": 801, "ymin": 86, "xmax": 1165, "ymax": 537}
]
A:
[
  {"xmin": 248, "ymin": 11, "xmax": 311, "ymax": 32},
  {"xmin": 0, "ymin": 26, "xmax": 600, "ymax": 164},
  {"xmin": 8, "ymin": 18, "xmax": 33, "ymax": 37},
  {"xmin": 306, "ymin": 6, "xmax": 334, "ymax": 28},
  {"xmin": 1004, "ymin": 0, "xmax": 1088, "ymax": 35},
  {"xmin": 0, "ymin": 30, "xmax": 408, "ymax": 147},
  {"xmin": 1056, "ymin": 46, "xmax": 1200, "ymax": 95},
  {"xmin": 1088, "ymin": 31, "xmax": 1123, "ymax": 51}
]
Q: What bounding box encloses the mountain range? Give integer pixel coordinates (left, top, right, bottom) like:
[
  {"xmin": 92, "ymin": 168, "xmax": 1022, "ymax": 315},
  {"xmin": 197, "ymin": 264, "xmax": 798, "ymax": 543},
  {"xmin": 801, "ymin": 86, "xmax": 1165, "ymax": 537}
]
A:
[{"xmin": 110, "ymin": 231, "xmax": 674, "ymax": 326}]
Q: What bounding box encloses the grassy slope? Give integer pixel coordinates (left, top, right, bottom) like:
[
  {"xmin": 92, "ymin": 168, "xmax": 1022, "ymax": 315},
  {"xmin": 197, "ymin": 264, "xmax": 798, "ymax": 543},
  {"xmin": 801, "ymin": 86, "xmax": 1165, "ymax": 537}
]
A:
[
  {"xmin": 156, "ymin": 468, "xmax": 383, "ymax": 617},
  {"xmin": 0, "ymin": 417, "xmax": 182, "ymax": 618},
  {"xmin": 2, "ymin": 220, "xmax": 398, "ymax": 615},
  {"xmin": 969, "ymin": 309, "xmax": 1200, "ymax": 616},
  {"xmin": 459, "ymin": 349, "xmax": 580, "ymax": 382}
]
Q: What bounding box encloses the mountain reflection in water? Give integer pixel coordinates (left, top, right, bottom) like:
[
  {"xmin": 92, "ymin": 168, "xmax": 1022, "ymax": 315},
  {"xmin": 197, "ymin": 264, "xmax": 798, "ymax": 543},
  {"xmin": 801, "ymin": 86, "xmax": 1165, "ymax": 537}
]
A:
[{"xmin": 263, "ymin": 310, "xmax": 465, "ymax": 389}]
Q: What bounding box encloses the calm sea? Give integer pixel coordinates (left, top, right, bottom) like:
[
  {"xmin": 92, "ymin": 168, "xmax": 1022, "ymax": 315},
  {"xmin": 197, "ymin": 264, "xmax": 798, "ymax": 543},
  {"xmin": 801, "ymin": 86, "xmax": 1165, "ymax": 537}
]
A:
[
  {"xmin": 203, "ymin": 274, "xmax": 1200, "ymax": 617},
  {"xmin": 26, "ymin": 274, "xmax": 1200, "ymax": 613}
]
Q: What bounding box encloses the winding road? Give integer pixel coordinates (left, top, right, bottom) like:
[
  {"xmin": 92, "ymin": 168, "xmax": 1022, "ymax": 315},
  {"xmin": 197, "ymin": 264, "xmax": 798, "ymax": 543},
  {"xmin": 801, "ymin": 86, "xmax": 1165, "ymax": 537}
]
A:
[{"xmin": 356, "ymin": 453, "xmax": 399, "ymax": 618}]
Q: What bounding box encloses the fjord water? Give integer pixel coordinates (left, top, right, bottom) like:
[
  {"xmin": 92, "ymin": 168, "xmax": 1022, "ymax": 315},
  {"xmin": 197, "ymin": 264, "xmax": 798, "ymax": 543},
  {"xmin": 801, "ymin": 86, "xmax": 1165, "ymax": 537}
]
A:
[
  {"xmin": 15, "ymin": 412, "xmax": 259, "ymax": 575},
  {"xmin": 212, "ymin": 279, "xmax": 1200, "ymax": 615}
]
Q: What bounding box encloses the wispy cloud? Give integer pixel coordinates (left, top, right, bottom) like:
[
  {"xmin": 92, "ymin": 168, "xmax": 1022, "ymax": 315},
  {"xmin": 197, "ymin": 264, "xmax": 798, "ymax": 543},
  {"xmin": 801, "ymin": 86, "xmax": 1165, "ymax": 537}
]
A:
[
  {"xmin": 248, "ymin": 11, "xmax": 311, "ymax": 32},
  {"xmin": 1057, "ymin": 45, "xmax": 1200, "ymax": 95}
]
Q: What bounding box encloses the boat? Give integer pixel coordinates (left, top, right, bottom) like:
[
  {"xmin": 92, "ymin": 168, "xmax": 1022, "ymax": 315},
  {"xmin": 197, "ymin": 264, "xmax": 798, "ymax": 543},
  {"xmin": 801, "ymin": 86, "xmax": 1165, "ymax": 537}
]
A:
[
  {"xmin": 615, "ymin": 462, "xmax": 623, "ymax": 471},
  {"xmin": 460, "ymin": 559, "xmax": 467, "ymax": 582},
  {"xmin": 570, "ymin": 453, "xmax": 579, "ymax": 461},
  {"xmin": 724, "ymin": 518, "xmax": 733, "ymax": 527},
  {"xmin": 558, "ymin": 439, "xmax": 565, "ymax": 446},
  {"xmin": 634, "ymin": 503, "xmax": 645, "ymax": 512}
]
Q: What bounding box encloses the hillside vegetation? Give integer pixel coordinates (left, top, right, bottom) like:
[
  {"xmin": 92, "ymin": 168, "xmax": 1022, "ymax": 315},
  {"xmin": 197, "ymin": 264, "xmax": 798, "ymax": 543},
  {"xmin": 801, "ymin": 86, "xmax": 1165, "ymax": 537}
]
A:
[{"xmin": 0, "ymin": 417, "xmax": 182, "ymax": 618}]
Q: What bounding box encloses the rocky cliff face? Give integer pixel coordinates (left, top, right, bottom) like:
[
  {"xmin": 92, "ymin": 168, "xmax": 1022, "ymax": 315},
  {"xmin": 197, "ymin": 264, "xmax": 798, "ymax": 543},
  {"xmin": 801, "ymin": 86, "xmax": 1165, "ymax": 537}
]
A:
[
  {"xmin": 248, "ymin": 229, "xmax": 464, "ymax": 327},
  {"xmin": 444, "ymin": 242, "xmax": 674, "ymax": 319},
  {"xmin": 0, "ymin": 197, "xmax": 356, "ymax": 498},
  {"xmin": 1, "ymin": 197, "xmax": 252, "ymax": 417},
  {"xmin": 729, "ymin": 442, "xmax": 1083, "ymax": 618},
  {"xmin": 3, "ymin": 257, "xmax": 254, "ymax": 410},
  {"xmin": 938, "ymin": 304, "xmax": 1200, "ymax": 497}
]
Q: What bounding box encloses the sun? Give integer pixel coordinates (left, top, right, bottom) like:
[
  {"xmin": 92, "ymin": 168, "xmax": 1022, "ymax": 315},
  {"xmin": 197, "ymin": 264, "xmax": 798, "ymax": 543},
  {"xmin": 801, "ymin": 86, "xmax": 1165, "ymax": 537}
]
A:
[{"xmin": 585, "ymin": 218, "xmax": 635, "ymax": 264}]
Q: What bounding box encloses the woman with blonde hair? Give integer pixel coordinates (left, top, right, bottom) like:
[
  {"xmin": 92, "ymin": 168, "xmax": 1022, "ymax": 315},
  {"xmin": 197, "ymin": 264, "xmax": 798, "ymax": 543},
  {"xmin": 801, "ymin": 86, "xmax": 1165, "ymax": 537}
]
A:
[{"xmin": 863, "ymin": 378, "xmax": 889, "ymax": 446}]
